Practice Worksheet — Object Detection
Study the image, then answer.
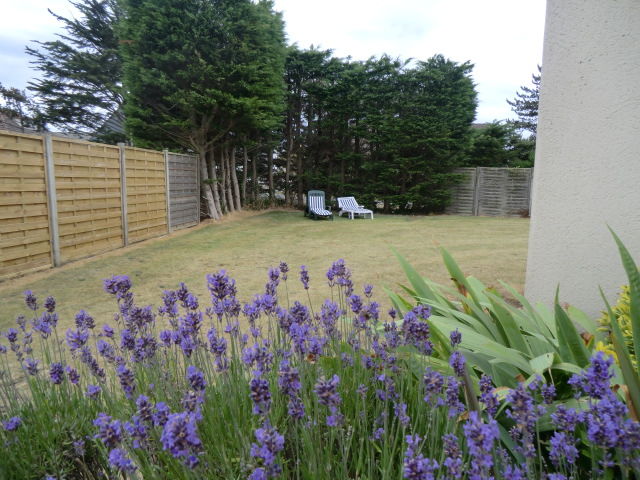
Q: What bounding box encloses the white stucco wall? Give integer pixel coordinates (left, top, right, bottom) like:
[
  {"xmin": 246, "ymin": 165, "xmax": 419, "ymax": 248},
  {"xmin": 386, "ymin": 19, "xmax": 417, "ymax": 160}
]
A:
[{"xmin": 525, "ymin": 0, "xmax": 640, "ymax": 317}]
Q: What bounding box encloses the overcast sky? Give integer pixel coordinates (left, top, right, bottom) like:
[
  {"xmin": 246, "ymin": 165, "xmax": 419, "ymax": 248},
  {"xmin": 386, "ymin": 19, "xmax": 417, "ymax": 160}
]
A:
[{"xmin": 0, "ymin": 0, "xmax": 546, "ymax": 123}]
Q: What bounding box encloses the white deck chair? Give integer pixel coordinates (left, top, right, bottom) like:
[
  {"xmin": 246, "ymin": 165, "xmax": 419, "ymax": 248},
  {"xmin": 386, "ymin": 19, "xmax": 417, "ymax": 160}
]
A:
[
  {"xmin": 337, "ymin": 196, "xmax": 373, "ymax": 219},
  {"xmin": 306, "ymin": 190, "xmax": 333, "ymax": 220}
]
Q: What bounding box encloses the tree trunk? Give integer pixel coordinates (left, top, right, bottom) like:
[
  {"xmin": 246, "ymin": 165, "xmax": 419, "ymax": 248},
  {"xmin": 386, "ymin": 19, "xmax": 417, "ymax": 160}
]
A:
[
  {"xmin": 296, "ymin": 153, "xmax": 304, "ymax": 208},
  {"xmin": 207, "ymin": 146, "xmax": 223, "ymax": 218},
  {"xmin": 198, "ymin": 147, "xmax": 219, "ymax": 220},
  {"xmin": 268, "ymin": 148, "xmax": 274, "ymax": 204},
  {"xmin": 230, "ymin": 146, "xmax": 242, "ymax": 211},
  {"xmin": 223, "ymin": 146, "xmax": 235, "ymax": 212},
  {"xmin": 218, "ymin": 145, "xmax": 228, "ymax": 213},
  {"xmin": 285, "ymin": 110, "xmax": 292, "ymax": 206},
  {"xmin": 252, "ymin": 150, "xmax": 258, "ymax": 202},
  {"xmin": 242, "ymin": 144, "xmax": 248, "ymax": 204}
]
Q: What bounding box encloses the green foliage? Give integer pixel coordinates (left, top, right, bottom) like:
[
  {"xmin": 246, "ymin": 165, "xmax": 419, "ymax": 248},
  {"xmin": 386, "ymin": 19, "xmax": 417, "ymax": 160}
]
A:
[
  {"xmin": 282, "ymin": 50, "xmax": 477, "ymax": 213},
  {"xmin": 604, "ymin": 229, "xmax": 640, "ymax": 418},
  {"xmin": 120, "ymin": 0, "xmax": 286, "ymax": 152},
  {"xmin": 393, "ymin": 248, "xmax": 600, "ymax": 393},
  {"xmin": 507, "ymin": 65, "xmax": 540, "ymax": 138},
  {"xmin": 465, "ymin": 121, "xmax": 534, "ymax": 168},
  {"xmin": 26, "ymin": 0, "xmax": 123, "ymax": 134},
  {"xmin": 0, "ymin": 82, "xmax": 45, "ymax": 131},
  {"xmin": 598, "ymin": 285, "xmax": 636, "ymax": 368}
]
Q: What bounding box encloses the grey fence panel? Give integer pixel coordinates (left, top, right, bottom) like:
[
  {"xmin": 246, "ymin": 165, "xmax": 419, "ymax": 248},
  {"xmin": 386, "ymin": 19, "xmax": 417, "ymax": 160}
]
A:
[
  {"xmin": 448, "ymin": 167, "xmax": 533, "ymax": 217},
  {"xmin": 445, "ymin": 168, "xmax": 477, "ymax": 215},
  {"xmin": 167, "ymin": 153, "xmax": 199, "ymax": 230}
]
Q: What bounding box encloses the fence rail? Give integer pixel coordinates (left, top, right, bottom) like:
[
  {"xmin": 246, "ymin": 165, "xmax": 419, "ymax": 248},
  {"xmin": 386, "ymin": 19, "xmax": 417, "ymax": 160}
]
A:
[
  {"xmin": 446, "ymin": 167, "xmax": 533, "ymax": 217},
  {"xmin": 0, "ymin": 130, "xmax": 199, "ymax": 279}
]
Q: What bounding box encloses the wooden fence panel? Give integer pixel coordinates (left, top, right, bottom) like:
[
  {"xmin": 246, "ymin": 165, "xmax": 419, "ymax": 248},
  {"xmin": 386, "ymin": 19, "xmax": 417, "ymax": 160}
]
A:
[
  {"xmin": 447, "ymin": 167, "xmax": 533, "ymax": 217},
  {"xmin": 0, "ymin": 132, "xmax": 52, "ymax": 277},
  {"xmin": 52, "ymin": 139, "xmax": 123, "ymax": 262},
  {"xmin": 125, "ymin": 147, "xmax": 168, "ymax": 243},
  {"xmin": 167, "ymin": 153, "xmax": 199, "ymax": 230},
  {"xmin": 445, "ymin": 168, "xmax": 477, "ymax": 215},
  {"xmin": 477, "ymin": 168, "xmax": 532, "ymax": 217}
]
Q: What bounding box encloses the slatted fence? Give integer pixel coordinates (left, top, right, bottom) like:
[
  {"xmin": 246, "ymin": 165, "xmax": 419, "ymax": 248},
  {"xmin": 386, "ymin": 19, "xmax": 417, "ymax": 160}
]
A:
[
  {"xmin": 167, "ymin": 152, "xmax": 199, "ymax": 230},
  {"xmin": 446, "ymin": 167, "xmax": 533, "ymax": 217},
  {"xmin": 0, "ymin": 130, "xmax": 199, "ymax": 279},
  {"xmin": 0, "ymin": 133, "xmax": 52, "ymax": 277}
]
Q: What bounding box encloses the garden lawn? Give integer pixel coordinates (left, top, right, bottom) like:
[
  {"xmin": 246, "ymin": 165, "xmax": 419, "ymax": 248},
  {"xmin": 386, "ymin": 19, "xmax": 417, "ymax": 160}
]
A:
[{"xmin": 0, "ymin": 210, "xmax": 529, "ymax": 332}]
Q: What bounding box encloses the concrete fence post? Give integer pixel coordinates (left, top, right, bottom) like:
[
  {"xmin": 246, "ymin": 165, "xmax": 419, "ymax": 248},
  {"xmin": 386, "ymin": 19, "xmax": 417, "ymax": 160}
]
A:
[
  {"xmin": 164, "ymin": 149, "xmax": 172, "ymax": 233},
  {"xmin": 471, "ymin": 167, "xmax": 481, "ymax": 216},
  {"xmin": 43, "ymin": 134, "xmax": 61, "ymax": 267},
  {"xmin": 118, "ymin": 143, "xmax": 129, "ymax": 247}
]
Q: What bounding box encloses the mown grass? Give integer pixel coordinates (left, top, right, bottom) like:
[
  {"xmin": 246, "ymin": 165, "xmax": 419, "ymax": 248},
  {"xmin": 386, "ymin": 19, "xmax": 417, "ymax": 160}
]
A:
[{"xmin": 0, "ymin": 210, "xmax": 529, "ymax": 332}]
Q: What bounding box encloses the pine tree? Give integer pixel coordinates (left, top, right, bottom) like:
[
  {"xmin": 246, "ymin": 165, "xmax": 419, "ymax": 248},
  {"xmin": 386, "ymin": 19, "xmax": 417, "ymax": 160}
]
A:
[
  {"xmin": 507, "ymin": 65, "xmax": 541, "ymax": 137},
  {"xmin": 26, "ymin": 0, "xmax": 123, "ymax": 136}
]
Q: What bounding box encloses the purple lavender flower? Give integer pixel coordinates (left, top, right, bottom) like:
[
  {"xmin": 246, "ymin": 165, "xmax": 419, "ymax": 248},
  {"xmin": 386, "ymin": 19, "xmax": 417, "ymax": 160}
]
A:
[
  {"xmin": 49, "ymin": 362, "xmax": 64, "ymax": 385},
  {"xmin": 320, "ymin": 300, "xmax": 341, "ymax": 338},
  {"xmin": 444, "ymin": 377, "xmax": 464, "ymax": 418},
  {"xmin": 479, "ymin": 375, "xmax": 499, "ymax": 417},
  {"xmin": 357, "ymin": 383, "xmax": 368, "ymax": 398},
  {"xmin": 364, "ymin": 283, "xmax": 374, "ymax": 298},
  {"xmin": 186, "ymin": 365, "xmax": 207, "ymax": 391},
  {"xmin": 243, "ymin": 342, "xmax": 274, "ymax": 376},
  {"xmin": 0, "ymin": 345, "xmax": 6, "ymax": 355},
  {"xmin": 348, "ymin": 294, "xmax": 363, "ymax": 314},
  {"xmin": 502, "ymin": 464, "xmax": 526, "ymax": 480},
  {"xmin": 43, "ymin": 295, "xmax": 56, "ymax": 312},
  {"xmin": 206, "ymin": 270, "xmax": 237, "ymax": 301},
  {"xmin": 116, "ymin": 363, "xmax": 136, "ymax": 399},
  {"xmin": 153, "ymin": 402, "xmax": 171, "ymax": 427},
  {"xmin": 135, "ymin": 395, "xmax": 154, "ymax": 423},
  {"xmin": 160, "ymin": 412, "xmax": 202, "ymax": 467},
  {"xmin": 5, "ymin": 328, "xmax": 19, "ymax": 344},
  {"xmin": 75, "ymin": 310, "xmax": 95, "ymax": 330},
  {"xmin": 299, "ymin": 265, "xmax": 310, "ymax": 290},
  {"xmin": 109, "ymin": 448, "xmax": 137, "ymax": 473},
  {"xmin": 341, "ymin": 353, "xmax": 354, "ymax": 367},
  {"xmin": 549, "ymin": 431, "xmax": 579, "ymax": 467},
  {"xmin": 314, "ymin": 374, "xmax": 343, "ymax": 427},
  {"xmin": 568, "ymin": 351, "xmax": 614, "ymax": 399},
  {"xmin": 250, "ymin": 377, "xmax": 272, "ymax": 416},
  {"xmin": 94, "ymin": 413, "xmax": 123, "ymax": 449},
  {"xmin": 250, "ymin": 420, "xmax": 284, "ymax": 479},
  {"xmin": 32, "ymin": 314, "xmax": 53, "ymax": 338},
  {"xmin": 449, "ymin": 351, "xmax": 466, "ymax": 377},
  {"xmin": 159, "ymin": 329, "xmax": 173, "ymax": 346},
  {"xmin": 449, "ymin": 328, "xmax": 462, "ymax": 348},
  {"xmin": 73, "ymin": 439, "xmax": 85, "ymax": 456},
  {"xmin": 66, "ymin": 328, "xmax": 89, "ymax": 351},
  {"xmin": 506, "ymin": 383, "xmax": 539, "ymax": 458},
  {"xmin": 463, "ymin": 411, "xmax": 499, "ymax": 479},
  {"xmin": 403, "ymin": 434, "xmax": 438, "ymax": 480},
  {"xmin": 101, "ymin": 324, "xmax": 115, "ymax": 338},
  {"xmin": 394, "ymin": 402, "xmax": 411, "ymax": 427},
  {"xmin": 2, "ymin": 416, "xmax": 22, "ymax": 431},
  {"xmin": 423, "ymin": 368, "xmax": 444, "ymax": 405},
  {"xmin": 442, "ymin": 433, "xmax": 462, "ymax": 479},
  {"xmin": 24, "ymin": 290, "xmax": 37, "ymax": 311},
  {"xmin": 277, "ymin": 358, "xmax": 301, "ymax": 397},
  {"xmin": 124, "ymin": 416, "xmax": 148, "ymax": 449},
  {"xmin": 402, "ymin": 310, "xmax": 433, "ymax": 355},
  {"xmin": 97, "ymin": 339, "xmax": 116, "ymax": 362},
  {"xmin": 551, "ymin": 405, "xmax": 583, "ymax": 432},
  {"xmin": 86, "ymin": 384, "xmax": 102, "ymax": 398},
  {"xmin": 279, "ymin": 261, "xmax": 289, "ymax": 280},
  {"xmin": 541, "ymin": 382, "xmax": 556, "ymax": 404},
  {"xmin": 23, "ymin": 357, "xmax": 39, "ymax": 376}
]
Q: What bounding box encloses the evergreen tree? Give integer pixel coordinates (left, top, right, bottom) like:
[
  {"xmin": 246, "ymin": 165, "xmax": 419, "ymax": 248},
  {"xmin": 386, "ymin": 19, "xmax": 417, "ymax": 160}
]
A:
[
  {"xmin": 120, "ymin": 0, "xmax": 286, "ymax": 218},
  {"xmin": 26, "ymin": 0, "xmax": 123, "ymax": 136},
  {"xmin": 0, "ymin": 83, "xmax": 45, "ymax": 132},
  {"xmin": 507, "ymin": 65, "xmax": 540, "ymax": 137}
]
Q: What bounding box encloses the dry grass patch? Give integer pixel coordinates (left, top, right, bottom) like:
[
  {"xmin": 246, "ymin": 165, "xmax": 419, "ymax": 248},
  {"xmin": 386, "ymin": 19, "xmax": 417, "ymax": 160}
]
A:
[{"xmin": 0, "ymin": 210, "xmax": 529, "ymax": 331}]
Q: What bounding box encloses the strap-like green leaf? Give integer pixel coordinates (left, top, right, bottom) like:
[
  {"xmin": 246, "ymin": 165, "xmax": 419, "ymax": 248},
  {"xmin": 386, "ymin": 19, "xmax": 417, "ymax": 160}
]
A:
[
  {"xmin": 609, "ymin": 227, "xmax": 640, "ymax": 376},
  {"xmin": 601, "ymin": 287, "xmax": 640, "ymax": 419},
  {"xmin": 554, "ymin": 288, "xmax": 591, "ymax": 367}
]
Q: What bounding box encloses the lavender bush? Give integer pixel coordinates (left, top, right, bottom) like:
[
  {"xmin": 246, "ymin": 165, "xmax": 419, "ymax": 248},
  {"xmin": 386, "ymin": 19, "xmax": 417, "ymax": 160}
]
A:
[{"xmin": 0, "ymin": 260, "xmax": 639, "ymax": 479}]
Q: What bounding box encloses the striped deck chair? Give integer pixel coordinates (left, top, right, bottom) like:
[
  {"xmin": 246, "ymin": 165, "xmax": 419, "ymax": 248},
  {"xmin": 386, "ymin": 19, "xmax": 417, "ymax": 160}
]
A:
[
  {"xmin": 337, "ymin": 196, "xmax": 374, "ymax": 220},
  {"xmin": 306, "ymin": 190, "xmax": 333, "ymax": 220}
]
